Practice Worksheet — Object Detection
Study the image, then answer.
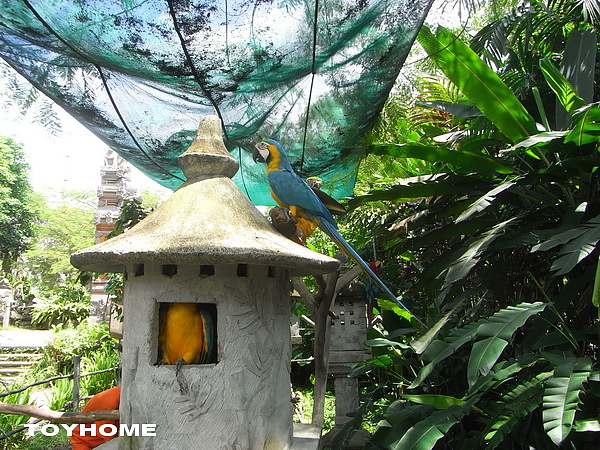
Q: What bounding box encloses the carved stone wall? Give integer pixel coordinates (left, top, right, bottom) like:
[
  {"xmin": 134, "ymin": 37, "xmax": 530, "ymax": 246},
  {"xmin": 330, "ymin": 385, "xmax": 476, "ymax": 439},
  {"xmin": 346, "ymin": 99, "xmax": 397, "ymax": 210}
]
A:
[{"xmin": 119, "ymin": 263, "xmax": 293, "ymax": 449}]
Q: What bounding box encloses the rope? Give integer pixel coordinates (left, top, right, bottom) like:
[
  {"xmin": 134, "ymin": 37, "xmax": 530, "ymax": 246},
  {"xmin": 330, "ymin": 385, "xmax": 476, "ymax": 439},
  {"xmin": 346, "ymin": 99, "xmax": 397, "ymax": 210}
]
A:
[
  {"xmin": 300, "ymin": 0, "xmax": 320, "ymax": 172},
  {"xmin": 166, "ymin": 0, "xmax": 228, "ymax": 140}
]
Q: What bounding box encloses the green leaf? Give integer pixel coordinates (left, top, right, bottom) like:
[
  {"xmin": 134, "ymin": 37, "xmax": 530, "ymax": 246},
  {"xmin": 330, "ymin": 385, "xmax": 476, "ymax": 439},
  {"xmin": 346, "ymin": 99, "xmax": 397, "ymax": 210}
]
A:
[
  {"xmin": 377, "ymin": 298, "xmax": 414, "ymax": 322},
  {"xmin": 370, "ymin": 143, "xmax": 514, "ymax": 174},
  {"xmin": 532, "ymin": 214, "xmax": 600, "ymax": 275},
  {"xmin": 401, "ymin": 394, "xmax": 465, "ymax": 410},
  {"xmin": 468, "ymin": 337, "xmax": 509, "ymax": 388},
  {"xmin": 543, "ymin": 357, "xmax": 592, "ymax": 445},
  {"xmin": 564, "ymin": 102, "xmax": 600, "ymax": 146},
  {"xmin": 416, "ymin": 100, "xmax": 484, "ymax": 118},
  {"xmin": 442, "ymin": 218, "xmax": 518, "ymax": 288},
  {"xmin": 393, "ymin": 405, "xmax": 467, "ymax": 450},
  {"xmin": 551, "ymin": 242, "xmax": 598, "ymax": 275},
  {"xmin": 417, "ymin": 26, "xmax": 537, "ymax": 143},
  {"xmin": 456, "ymin": 180, "xmax": 516, "ymax": 223},
  {"xmin": 572, "ymin": 419, "xmax": 600, "ymax": 432},
  {"xmin": 485, "ymin": 372, "xmax": 551, "ymax": 449},
  {"xmin": 372, "ymin": 404, "xmax": 433, "ymax": 448},
  {"xmin": 411, "ymin": 303, "xmax": 462, "ymax": 355},
  {"xmin": 592, "ymin": 253, "xmax": 600, "ymax": 309},
  {"xmin": 467, "ymin": 302, "xmax": 546, "ymax": 386},
  {"xmin": 467, "ymin": 353, "xmax": 541, "ymax": 396},
  {"xmin": 348, "ymin": 175, "xmax": 487, "ymax": 207},
  {"xmin": 410, "ymin": 321, "xmax": 481, "ymax": 388},
  {"xmin": 531, "ymin": 226, "xmax": 589, "ymax": 252},
  {"xmin": 510, "ymin": 131, "xmax": 566, "ymax": 151},
  {"xmin": 556, "ymin": 29, "xmax": 597, "ymax": 129},
  {"xmin": 540, "ymin": 58, "xmax": 586, "ymax": 115},
  {"xmin": 532, "ymin": 86, "xmax": 551, "ymax": 131},
  {"xmin": 561, "ymin": 30, "xmax": 597, "ymax": 103},
  {"xmin": 395, "ymin": 219, "xmax": 496, "ymax": 254},
  {"xmin": 365, "ymin": 338, "xmax": 410, "ymax": 348}
]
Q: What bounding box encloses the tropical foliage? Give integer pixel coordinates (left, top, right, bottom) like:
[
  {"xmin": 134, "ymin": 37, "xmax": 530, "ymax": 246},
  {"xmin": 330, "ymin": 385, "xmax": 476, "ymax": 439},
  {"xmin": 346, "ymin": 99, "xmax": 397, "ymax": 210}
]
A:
[
  {"xmin": 340, "ymin": 4, "xmax": 600, "ymax": 448},
  {"xmin": 35, "ymin": 320, "xmax": 118, "ymax": 377},
  {"xmin": 30, "ymin": 283, "xmax": 91, "ymax": 328},
  {"xmin": 0, "ymin": 137, "xmax": 36, "ymax": 272},
  {"xmin": 24, "ymin": 191, "xmax": 95, "ymax": 287}
]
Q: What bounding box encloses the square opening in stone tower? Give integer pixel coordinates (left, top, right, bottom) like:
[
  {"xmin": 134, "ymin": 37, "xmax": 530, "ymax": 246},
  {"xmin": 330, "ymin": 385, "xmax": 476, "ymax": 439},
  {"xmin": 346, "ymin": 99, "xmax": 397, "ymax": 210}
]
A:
[{"xmin": 157, "ymin": 302, "xmax": 217, "ymax": 365}]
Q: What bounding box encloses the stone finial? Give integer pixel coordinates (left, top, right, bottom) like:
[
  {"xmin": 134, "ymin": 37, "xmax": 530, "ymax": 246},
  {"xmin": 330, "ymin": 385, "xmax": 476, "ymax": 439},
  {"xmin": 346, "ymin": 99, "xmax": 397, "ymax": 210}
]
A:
[{"xmin": 178, "ymin": 115, "xmax": 239, "ymax": 180}]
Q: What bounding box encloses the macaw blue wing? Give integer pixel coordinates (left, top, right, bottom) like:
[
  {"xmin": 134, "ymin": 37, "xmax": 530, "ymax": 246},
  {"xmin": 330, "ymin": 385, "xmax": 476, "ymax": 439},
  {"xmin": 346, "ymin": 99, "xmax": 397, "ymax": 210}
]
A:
[
  {"xmin": 199, "ymin": 306, "xmax": 216, "ymax": 364},
  {"xmin": 256, "ymin": 138, "xmax": 422, "ymax": 325},
  {"xmin": 268, "ymin": 169, "xmax": 337, "ymax": 226}
]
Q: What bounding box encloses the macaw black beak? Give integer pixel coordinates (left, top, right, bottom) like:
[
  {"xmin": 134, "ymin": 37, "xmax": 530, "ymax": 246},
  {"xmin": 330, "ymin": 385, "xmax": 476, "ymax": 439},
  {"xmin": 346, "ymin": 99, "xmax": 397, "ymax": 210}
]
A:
[
  {"xmin": 252, "ymin": 147, "xmax": 265, "ymax": 163},
  {"xmin": 253, "ymin": 142, "xmax": 269, "ymax": 163}
]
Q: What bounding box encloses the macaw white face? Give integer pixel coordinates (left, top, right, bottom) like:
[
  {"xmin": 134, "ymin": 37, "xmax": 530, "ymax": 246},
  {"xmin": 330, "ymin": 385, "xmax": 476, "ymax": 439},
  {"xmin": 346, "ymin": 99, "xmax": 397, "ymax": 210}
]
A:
[{"xmin": 253, "ymin": 141, "xmax": 270, "ymax": 163}]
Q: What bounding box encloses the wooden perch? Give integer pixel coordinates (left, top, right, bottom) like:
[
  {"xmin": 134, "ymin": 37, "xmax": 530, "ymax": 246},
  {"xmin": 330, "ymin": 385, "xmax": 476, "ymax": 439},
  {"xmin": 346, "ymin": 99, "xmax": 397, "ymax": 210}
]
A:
[
  {"xmin": 334, "ymin": 265, "xmax": 363, "ymax": 294},
  {"xmin": 311, "ymin": 252, "xmax": 346, "ymax": 426},
  {"xmin": 292, "ymin": 277, "xmax": 318, "ymax": 315},
  {"xmin": 0, "ymin": 403, "xmax": 119, "ymax": 423},
  {"xmin": 292, "ymin": 277, "xmax": 338, "ymax": 319},
  {"xmin": 299, "ymin": 314, "xmax": 315, "ymax": 327}
]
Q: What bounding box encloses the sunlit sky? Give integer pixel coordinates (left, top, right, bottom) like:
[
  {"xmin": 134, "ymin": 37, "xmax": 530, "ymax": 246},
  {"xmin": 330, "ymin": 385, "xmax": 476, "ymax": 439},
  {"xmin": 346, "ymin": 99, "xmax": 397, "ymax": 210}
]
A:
[{"xmin": 0, "ymin": 101, "xmax": 171, "ymax": 197}]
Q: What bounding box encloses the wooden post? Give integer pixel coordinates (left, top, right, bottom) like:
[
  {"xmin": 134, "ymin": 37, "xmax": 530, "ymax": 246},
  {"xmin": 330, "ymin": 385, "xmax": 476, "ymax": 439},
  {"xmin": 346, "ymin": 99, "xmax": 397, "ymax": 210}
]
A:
[
  {"xmin": 311, "ymin": 253, "xmax": 345, "ymax": 426},
  {"xmin": 72, "ymin": 355, "xmax": 81, "ymax": 413}
]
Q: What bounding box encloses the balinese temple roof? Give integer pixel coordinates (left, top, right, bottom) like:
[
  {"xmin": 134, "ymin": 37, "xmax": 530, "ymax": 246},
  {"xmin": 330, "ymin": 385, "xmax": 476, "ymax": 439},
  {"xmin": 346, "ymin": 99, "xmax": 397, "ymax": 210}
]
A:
[{"xmin": 71, "ymin": 116, "xmax": 340, "ymax": 275}]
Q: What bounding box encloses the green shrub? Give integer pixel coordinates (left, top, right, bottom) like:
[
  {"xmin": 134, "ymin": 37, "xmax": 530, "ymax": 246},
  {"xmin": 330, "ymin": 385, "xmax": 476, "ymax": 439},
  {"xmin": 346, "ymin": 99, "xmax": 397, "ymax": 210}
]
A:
[
  {"xmin": 0, "ymin": 389, "xmax": 31, "ymax": 449},
  {"xmin": 81, "ymin": 345, "xmax": 120, "ymax": 397},
  {"xmin": 31, "ymin": 320, "xmax": 118, "ymax": 379},
  {"xmin": 30, "ymin": 283, "xmax": 90, "ymax": 328},
  {"xmin": 22, "ymin": 427, "xmax": 70, "ymax": 450},
  {"xmin": 48, "ymin": 377, "xmax": 72, "ymax": 411}
]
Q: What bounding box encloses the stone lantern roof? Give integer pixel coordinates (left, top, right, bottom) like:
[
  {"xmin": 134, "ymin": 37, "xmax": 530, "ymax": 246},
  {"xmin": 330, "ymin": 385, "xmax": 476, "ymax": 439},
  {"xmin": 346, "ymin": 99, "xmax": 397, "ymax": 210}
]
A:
[{"xmin": 70, "ymin": 116, "xmax": 340, "ymax": 275}]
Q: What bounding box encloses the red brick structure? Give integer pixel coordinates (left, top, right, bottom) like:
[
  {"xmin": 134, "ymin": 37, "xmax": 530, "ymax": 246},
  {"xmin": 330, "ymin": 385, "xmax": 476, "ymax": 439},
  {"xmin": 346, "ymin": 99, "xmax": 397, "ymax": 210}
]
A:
[{"xmin": 90, "ymin": 150, "xmax": 136, "ymax": 321}]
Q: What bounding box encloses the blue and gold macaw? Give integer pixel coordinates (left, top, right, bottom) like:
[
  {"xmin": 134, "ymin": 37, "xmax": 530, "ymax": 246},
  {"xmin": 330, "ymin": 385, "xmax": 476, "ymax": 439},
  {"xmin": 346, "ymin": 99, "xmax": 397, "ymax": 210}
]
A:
[
  {"xmin": 159, "ymin": 303, "xmax": 215, "ymax": 365},
  {"xmin": 253, "ymin": 139, "xmax": 418, "ymax": 319}
]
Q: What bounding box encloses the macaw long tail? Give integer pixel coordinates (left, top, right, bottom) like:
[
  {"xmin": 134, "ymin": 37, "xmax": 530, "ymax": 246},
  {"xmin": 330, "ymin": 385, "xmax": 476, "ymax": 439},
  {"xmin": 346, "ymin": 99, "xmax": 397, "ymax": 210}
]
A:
[{"xmin": 317, "ymin": 219, "xmax": 418, "ymax": 320}]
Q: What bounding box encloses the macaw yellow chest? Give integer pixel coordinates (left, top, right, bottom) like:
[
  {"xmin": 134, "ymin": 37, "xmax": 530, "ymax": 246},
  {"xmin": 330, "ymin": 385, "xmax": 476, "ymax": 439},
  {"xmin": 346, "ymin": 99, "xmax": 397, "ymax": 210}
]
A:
[{"xmin": 159, "ymin": 303, "xmax": 208, "ymax": 364}]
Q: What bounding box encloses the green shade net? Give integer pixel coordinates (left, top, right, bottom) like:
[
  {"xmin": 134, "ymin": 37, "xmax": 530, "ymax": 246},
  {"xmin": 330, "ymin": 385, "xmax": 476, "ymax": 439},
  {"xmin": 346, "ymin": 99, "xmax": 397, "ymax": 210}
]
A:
[{"xmin": 0, "ymin": 0, "xmax": 432, "ymax": 205}]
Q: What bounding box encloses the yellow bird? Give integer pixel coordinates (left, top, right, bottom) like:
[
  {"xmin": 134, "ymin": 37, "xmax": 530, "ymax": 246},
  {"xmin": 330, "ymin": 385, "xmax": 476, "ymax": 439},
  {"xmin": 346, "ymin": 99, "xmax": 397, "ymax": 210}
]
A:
[{"xmin": 159, "ymin": 303, "xmax": 210, "ymax": 365}]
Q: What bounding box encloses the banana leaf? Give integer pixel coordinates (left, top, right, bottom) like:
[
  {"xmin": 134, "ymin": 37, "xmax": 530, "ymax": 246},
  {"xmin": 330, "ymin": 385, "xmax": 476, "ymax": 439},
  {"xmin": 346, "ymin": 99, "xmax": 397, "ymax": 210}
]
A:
[
  {"xmin": 442, "ymin": 218, "xmax": 518, "ymax": 288},
  {"xmin": 572, "ymin": 419, "xmax": 600, "ymax": 432},
  {"xmin": 540, "ymin": 58, "xmax": 586, "ymax": 115},
  {"xmin": 456, "ymin": 180, "xmax": 516, "ymax": 223},
  {"xmin": 401, "ymin": 394, "xmax": 465, "ymax": 409},
  {"xmin": 485, "ymin": 372, "xmax": 551, "ymax": 449},
  {"xmin": 467, "ymin": 353, "xmax": 541, "ymax": 397},
  {"xmin": 370, "ymin": 143, "xmax": 513, "ymax": 174},
  {"xmin": 532, "ymin": 214, "xmax": 600, "ymax": 275},
  {"xmin": 555, "ymin": 29, "xmax": 597, "ymax": 129},
  {"xmin": 370, "ymin": 404, "xmax": 434, "ymax": 449},
  {"xmin": 510, "ymin": 131, "xmax": 566, "ymax": 152},
  {"xmin": 416, "ymin": 100, "xmax": 484, "ymax": 118},
  {"xmin": 410, "ymin": 321, "xmax": 482, "ymax": 388},
  {"xmin": 564, "ymin": 103, "xmax": 600, "ymax": 146},
  {"xmin": 418, "ymin": 26, "xmax": 538, "ymax": 143},
  {"xmin": 543, "ymin": 357, "xmax": 592, "ymax": 445},
  {"xmin": 348, "ymin": 175, "xmax": 488, "ymax": 207},
  {"xmin": 467, "ymin": 302, "xmax": 546, "ymax": 387},
  {"xmin": 392, "ymin": 405, "xmax": 468, "ymax": 450}
]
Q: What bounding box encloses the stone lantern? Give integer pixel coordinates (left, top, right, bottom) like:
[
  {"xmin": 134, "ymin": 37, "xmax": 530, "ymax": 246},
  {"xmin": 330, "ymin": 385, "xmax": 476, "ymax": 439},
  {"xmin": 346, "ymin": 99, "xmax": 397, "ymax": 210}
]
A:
[{"xmin": 71, "ymin": 116, "xmax": 339, "ymax": 449}]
